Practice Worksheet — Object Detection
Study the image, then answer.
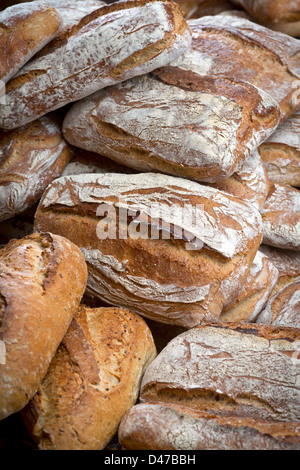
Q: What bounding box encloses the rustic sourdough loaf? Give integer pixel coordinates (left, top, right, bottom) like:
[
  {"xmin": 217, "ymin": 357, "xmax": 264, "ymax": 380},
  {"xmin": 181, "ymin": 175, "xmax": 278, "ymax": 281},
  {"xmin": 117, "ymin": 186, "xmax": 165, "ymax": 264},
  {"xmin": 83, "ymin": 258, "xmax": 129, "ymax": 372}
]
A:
[
  {"xmin": 21, "ymin": 305, "xmax": 157, "ymax": 450},
  {"xmin": 0, "ymin": 113, "xmax": 72, "ymax": 223},
  {"xmin": 140, "ymin": 322, "xmax": 300, "ymax": 423},
  {"xmin": 33, "ymin": 172, "xmax": 263, "ymax": 328},
  {"xmin": 0, "ymin": 232, "xmax": 88, "ymax": 421},
  {"xmin": 0, "ymin": 0, "xmax": 192, "ymax": 129},
  {"xmin": 259, "ymin": 244, "xmax": 300, "ymax": 294},
  {"xmin": 0, "ymin": 1, "xmax": 61, "ymax": 84},
  {"xmin": 119, "ymin": 402, "xmax": 300, "ymax": 450},
  {"xmin": 219, "ymin": 250, "xmax": 278, "ymax": 323},
  {"xmin": 260, "ymin": 183, "xmax": 300, "ymax": 251},
  {"xmin": 256, "ymin": 277, "xmax": 300, "ymax": 328},
  {"xmin": 258, "ymin": 108, "xmax": 300, "ymax": 187}
]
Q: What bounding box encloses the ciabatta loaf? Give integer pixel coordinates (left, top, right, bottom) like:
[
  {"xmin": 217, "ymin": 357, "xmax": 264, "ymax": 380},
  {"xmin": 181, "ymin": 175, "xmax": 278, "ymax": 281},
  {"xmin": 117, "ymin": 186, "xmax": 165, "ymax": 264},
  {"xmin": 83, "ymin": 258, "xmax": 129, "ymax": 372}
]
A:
[
  {"xmin": 0, "ymin": 232, "xmax": 88, "ymax": 421},
  {"xmin": 140, "ymin": 323, "xmax": 300, "ymax": 422},
  {"xmin": 0, "ymin": 0, "xmax": 192, "ymax": 129},
  {"xmin": 119, "ymin": 402, "xmax": 300, "ymax": 450},
  {"xmin": 21, "ymin": 305, "xmax": 156, "ymax": 450},
  {"xmin": 256, "ymin": 277, "xmax": 300, "ymax": 328},
  {"xmin": 0, "ymin": 1, "xmax": 61, "ymax": 84},
  {"xmin": 33, "ymin": 172, "xmax": 263, "ymax": 328},
  {"xmin": 0, "ymin": 114, "xmax": 72, "ymax": 223}
]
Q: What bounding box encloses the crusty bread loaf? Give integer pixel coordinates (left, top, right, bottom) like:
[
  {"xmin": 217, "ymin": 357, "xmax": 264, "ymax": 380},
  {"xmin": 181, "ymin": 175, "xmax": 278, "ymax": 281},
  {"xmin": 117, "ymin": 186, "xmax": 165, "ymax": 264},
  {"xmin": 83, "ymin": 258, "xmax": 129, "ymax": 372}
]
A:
[
  {"xmin": 0, "ymin": 1, "xmax": 61, "ymax": 84},
  {"xmin": 230, "ymin": 0, "xmax": 300, "ymax": 24},
  {"xmin": 48, "ymin": 0, "xmax": 106, "ymax": 33},
  {"xmin": 62, "ymin": 46, "xmax": 280, "ymax": 183},
  {"xmin": 0, "ymin": 114, "xmax": 72, "ymax": 223},
  {"xmin": 258, "ymin": 109, "xmax": 300, "ymax": 187},
  {"xmin": 209, "ymin": 150, "xmax": 270, "ymax": 210},
  {"xmin": 0, "ymin": 0, "xmax": 192, "ymax": 129},
  {"xmin": 140, "ymin": 322, "xmax": 300, "ymax": 422},
  {"xmin": 0, "ymin": 232, "xmax": 88, "ymax": 421},
  {"xmin": 256, "ymin": 277, "xmax": 300, "ymax": 328},
  {"xmin": 119, "ymin": 402, "xmax": 300, "ymax": 450},
  {"xmin": 33, "ymin": 172, "xmax": 263, "ymax": 328},
  {"xmin": 260, "ymin": 183, "xmax": 300, "ymax": 251},
  {"xmin": 259, "ymin": 244, "xmax": 300, "ymax": 294},
  {"xmin": 21, "ymin": 305, "xmax": 157, "ymax": 450},
  {"xmin": 219, "ymin": 250, "xmax": 278, "ymax": 323}
]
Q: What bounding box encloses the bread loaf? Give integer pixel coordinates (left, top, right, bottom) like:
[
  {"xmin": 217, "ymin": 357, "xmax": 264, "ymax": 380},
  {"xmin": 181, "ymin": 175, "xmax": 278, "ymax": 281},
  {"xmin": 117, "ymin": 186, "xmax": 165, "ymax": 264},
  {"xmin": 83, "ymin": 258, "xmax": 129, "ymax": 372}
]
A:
[
  {"xmin": 119, "ymin": 402, "xmax": 300, "ymax": 450},
  {"xmin": 209, "ymin": 150, "xmax": 270, "ymax": 210},
  {"xmin": 258, "ymin": 109, "xmax": 300, "ymax": 187},
  {"xmin": 259, "ymin": 244, "xmax": 300, "ymax": 294},
  {"xmin": 21, "ymin": 305, "xmax": 156, "ymax": 450},
  {"xmin": 256, "ymin": 278, "xmax": 300, "ymax": 328},
  {"xmin": 0, "ymin": 232, "xmax": 88, "ymax": 421},
  {"xmin": 260, "ymin": 183, "xmax": 300, "ymax": 251},
  {"xmin": 33, "ymin": 172, "xmax": 263, "ymax": 328},
  {"xmin": 62, "ymin": 47, "xmax": 280, "ymax": 183},
  {"xmin": 0, "ymin": 1, "xmax": 61, "ymax": 84},
  {"xmin": 0, "ymin": 114, "xmax": 72, "ymax": 223},
  {"xmin": 219, "ymin": 250, "xmax": 278, "ymax": 323},
  {"xmin": 0, "ymin": 0, "xmax": 192, "ymax": 129},
  {"xmin": 48, "ymin": 0, "xmax": 106, "ymax": 33},
  {"xmin": 230, "ymin": 0, "xmax": 300, "ymax": 25},
  {"xmin": 140, "ymin": 322, "xmax": 300, "ymax": 423}
]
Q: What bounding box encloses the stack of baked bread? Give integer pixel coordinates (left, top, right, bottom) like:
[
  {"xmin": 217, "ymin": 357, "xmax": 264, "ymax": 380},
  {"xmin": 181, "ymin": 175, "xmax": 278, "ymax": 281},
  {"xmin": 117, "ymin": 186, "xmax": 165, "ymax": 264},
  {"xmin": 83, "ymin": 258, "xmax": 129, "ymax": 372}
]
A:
[{"xmin": 0, "ymin": 0, "xmax": 299, "ymax": 451}]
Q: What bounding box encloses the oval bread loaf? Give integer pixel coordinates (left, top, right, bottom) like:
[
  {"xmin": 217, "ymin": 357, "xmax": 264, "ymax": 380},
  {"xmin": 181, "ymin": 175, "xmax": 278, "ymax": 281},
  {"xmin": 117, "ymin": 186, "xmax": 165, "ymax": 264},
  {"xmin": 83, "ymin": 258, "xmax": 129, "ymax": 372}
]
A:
[
  {"xmin": 0, "ymin": 114, "xmax": 72, "ymax": 223},
  {"xmin": 0, "ymin": 1, "xmax": 61, "ymax": 84},
  {"xmin": 0, "ymin": 232, "xmax": 88, "ymax": 421},
  {"xmin": 0, "ymin": 0, "xmax": 192, "ymax": 129},
  {"xmin": 33, "ymin": 172, "xmax": 263, "ymax": 328},
  {"xmin": 140, "ymin": 322, "xmax": 300, "ymax": 423},
  {"xmin": 21, "ymin": 305, "xmax": 157, "ymax": 450},
  {"xmin": 119, "ymin": 402, "xmax": 300, "ymax": 450}
]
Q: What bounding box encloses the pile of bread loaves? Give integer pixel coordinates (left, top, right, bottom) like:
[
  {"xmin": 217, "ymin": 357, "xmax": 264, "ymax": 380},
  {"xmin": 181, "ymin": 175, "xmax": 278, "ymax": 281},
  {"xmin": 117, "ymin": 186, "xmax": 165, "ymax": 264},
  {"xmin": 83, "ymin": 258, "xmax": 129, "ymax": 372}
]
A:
[{"xmin": 0, "ymin": 0, "xmax": 300, "ymax": 451}]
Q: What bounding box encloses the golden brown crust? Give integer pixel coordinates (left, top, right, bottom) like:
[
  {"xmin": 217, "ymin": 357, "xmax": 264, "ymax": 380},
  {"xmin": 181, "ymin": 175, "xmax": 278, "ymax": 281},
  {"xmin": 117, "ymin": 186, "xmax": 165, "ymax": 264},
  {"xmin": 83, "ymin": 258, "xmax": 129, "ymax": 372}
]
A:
[
  {"xmin": 0, "ymin": 232, "xmax": 88, "ymax": 421},
  {"xmin": 0, "ymin": 114, "xmax": 73, "ymax": 223},
  {"xmin": 230, "ymin": 0, "xmax": 300, "ymax": 24},
  {"xmin": 0, "ymin": 2, "xmax": 61, "ymax": 83},
  {"xmin": 22, "ymin": 305, "xmax": 157, "ymax": 450}
]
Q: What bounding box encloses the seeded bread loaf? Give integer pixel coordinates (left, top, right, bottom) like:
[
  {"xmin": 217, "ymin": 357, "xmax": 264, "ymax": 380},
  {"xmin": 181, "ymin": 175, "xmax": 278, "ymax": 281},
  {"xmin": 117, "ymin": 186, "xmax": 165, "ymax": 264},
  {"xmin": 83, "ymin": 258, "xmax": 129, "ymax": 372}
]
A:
[
  {"xmin": 33, "ymin": 172, "xmax": 263, "ymax": 328},
  {"xmin": 0, "ymin": 232, "xmax": 88, "ymax": 421},
  {"xmin": 0, "ymin": 1, "xmax": 61, "ymax": 84},
  {"xmin": 21, "ymin": 305, "xmax": 157, "ymax": 450},
  {"xmin": 0, "ymin": 114, "xmax": 72, "ymax": 223},
  {"xmin": 119, "ymin": 402, "xmax": 300, "ymax": 450},
  {"xmin": 0, "ymin": 0, "xmax": 192, "ymax": 129},
  {"xmin": 140, "ymin": 322, "xmax": 300, "ymax": 423}
]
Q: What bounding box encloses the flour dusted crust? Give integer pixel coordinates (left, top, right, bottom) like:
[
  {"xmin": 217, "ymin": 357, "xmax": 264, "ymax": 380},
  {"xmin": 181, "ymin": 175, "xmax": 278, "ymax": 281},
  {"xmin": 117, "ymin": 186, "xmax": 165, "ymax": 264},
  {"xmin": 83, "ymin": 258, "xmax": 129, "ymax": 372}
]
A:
[
  {"xmin": 256, "ymin": 277, "xmax": 300, "ymax": 328},
  {"xmin": 230, "ymin": 0, "xmax": 300, "ymax": 24},
  {"xmin": 34, "ymin": 172, "xmax": 263, "ymax": 328},
  {"xmin": 0, "ymin": 114, "xmax": 72, "ymax": 223},
  {"xmin": 140, "ymin": 323, "xmax": 300, "ymax": 423},
  {"xmin": 0, "ymin": 232, "xmax": 88, "ymax": 421},
  {"xmin": 21, "ymin": 305, "xmax": 157, "ymax": 450},
  {"xmin": 0, "ymin": 1, "xmax": 61, "ymax": 84},
  {"xmin": 261, "ymin": 183, "xmax": 300, "ymax": 251},
  {"xmin": 48, "ymin": 0, "xmax": 106, "ymax": 33},
  {"xmin": 119, "ymin": 402, "xmax": 300, "ymax": 450},
  {"xmin": 220, "ymin": 250, "xmax": 278, "ymax": 323},
  {"xmin": 259, "ymin": 109, "xmax": 300, "ymax": 187},
  {"xmin": 0, "ymin": 0, "xmax": 192, "ymax": 129}
]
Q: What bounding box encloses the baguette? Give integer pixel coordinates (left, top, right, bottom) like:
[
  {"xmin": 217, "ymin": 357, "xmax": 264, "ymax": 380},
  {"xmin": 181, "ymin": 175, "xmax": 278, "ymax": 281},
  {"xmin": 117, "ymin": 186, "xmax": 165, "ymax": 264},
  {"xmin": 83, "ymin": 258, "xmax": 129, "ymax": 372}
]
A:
[
  {"xmin": 0, "ymin": 232, "xmax": 88, "ymax": 421},
  {"xmin": 33, "ymin": 172, "xmax": 263, "ymax": 328},
  {"xmin": 0, "ymin": 113, "xmax": 72, "ymax": 223},
  {"xmin": 0, "ymin": 1, "xmax": 61, "ymax": 84},
  {"xmin": 140, "ymin": 322, "xmax": 300, "ymax": 422},
  {"xmin": 119, "ymin": 402, "xmax": 300, "ymax": 450},
  {"xmin": 21, "ymin": 305, "xmax": 156, "ymax": 450},
  {"xmin": 0, "ymin": 0, "xmax": 192, "ymax": 129}
]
